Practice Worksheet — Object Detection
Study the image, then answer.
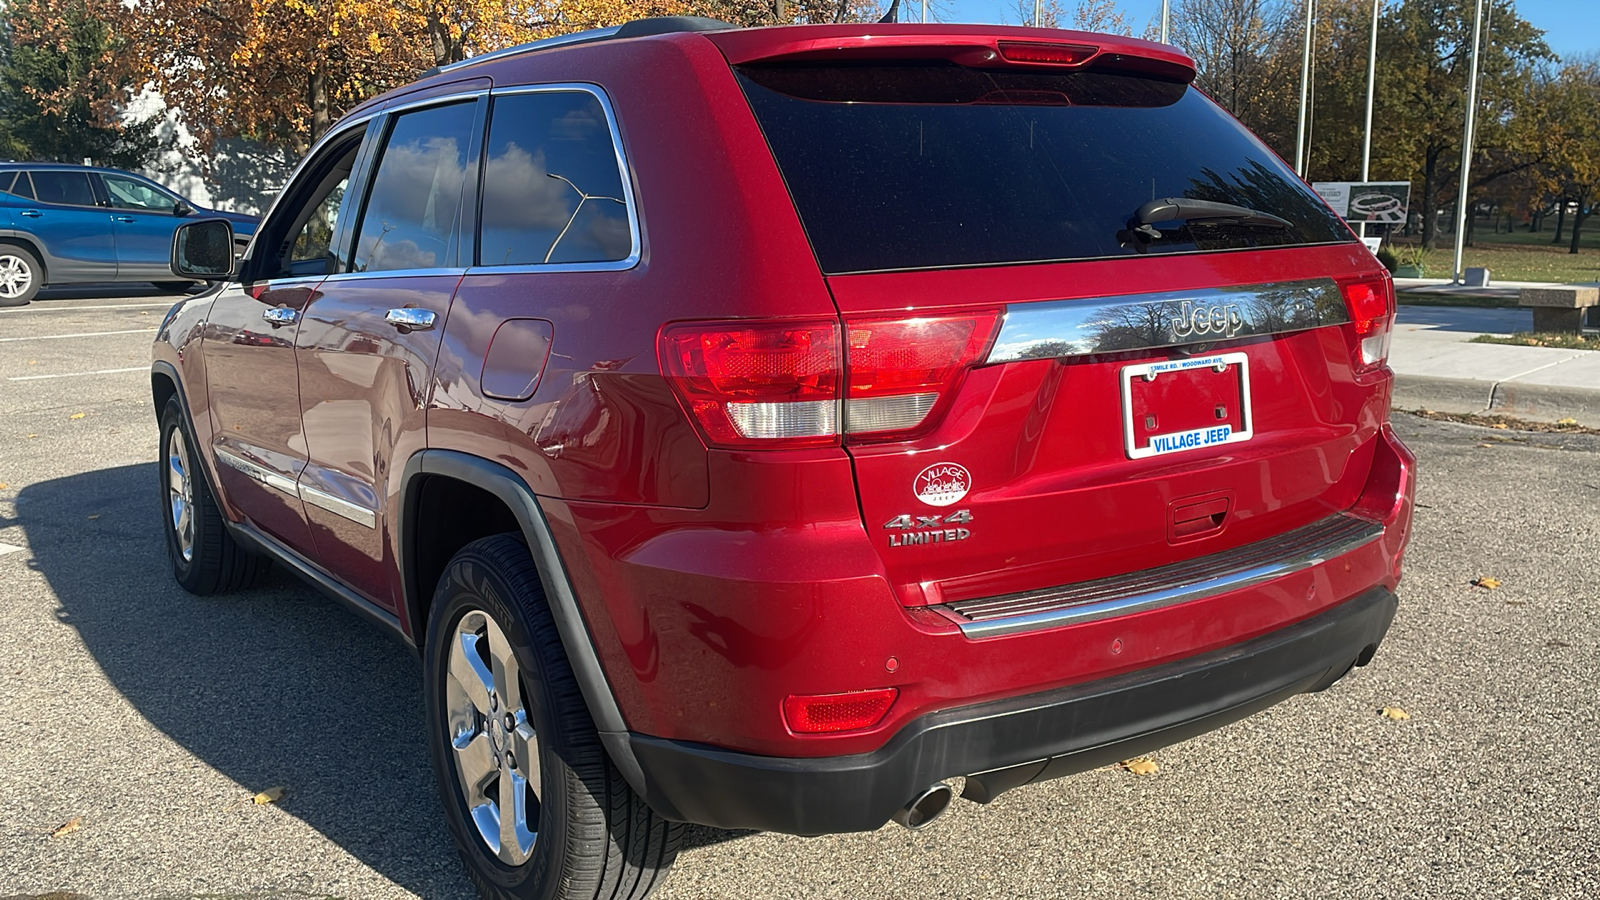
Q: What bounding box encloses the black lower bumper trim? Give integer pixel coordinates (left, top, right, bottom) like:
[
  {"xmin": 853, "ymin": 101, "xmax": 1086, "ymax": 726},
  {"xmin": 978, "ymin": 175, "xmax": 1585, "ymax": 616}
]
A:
[{"xmin": 627, "ymin": 587, "xmax": 1398, "ymax": 835}]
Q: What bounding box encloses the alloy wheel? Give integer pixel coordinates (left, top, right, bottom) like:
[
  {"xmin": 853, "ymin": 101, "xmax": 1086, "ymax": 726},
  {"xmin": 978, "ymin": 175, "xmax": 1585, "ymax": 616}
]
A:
[
  {"xmin": 0, "ymin": 254, "xmax": 32, "ymax": 300},
  {"xmin": 166, "ymin": 428, "xmax": 195, "ymax": 562},
  {"xmin": 446, "ymin": 609, "xmax": 540, "ymax": 865}
]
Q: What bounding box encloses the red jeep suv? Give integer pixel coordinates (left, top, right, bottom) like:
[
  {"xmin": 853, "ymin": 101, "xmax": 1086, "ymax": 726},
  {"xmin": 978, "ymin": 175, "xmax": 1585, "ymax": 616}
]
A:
[{"xmin": 152, "ymin": 17, "xmax": 1415, "ymax": 900}]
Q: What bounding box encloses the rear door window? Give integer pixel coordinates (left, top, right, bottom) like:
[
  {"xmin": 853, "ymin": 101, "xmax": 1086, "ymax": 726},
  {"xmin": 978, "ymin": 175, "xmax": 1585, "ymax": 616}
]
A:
[
  {"xmin": 736, "ymin": 62, "xmax": 1352, "ymax": 274},
  {"xmin": 28, "ymin": 170, "xmax": 98, "ymax": 208},
  {"xmin": 477, "ymin": 90, "xmax": 634, "ymax": 267},
  {"xmin": 1, "ymin": 172, "xmax": 32, "ymax": 199},
  {"xmin": 350, "ymin": 101, "xmax": 477, "ymax": 273}
]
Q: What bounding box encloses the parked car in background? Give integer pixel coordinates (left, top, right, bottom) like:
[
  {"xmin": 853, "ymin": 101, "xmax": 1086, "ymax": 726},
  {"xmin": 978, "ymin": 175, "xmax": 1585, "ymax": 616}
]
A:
[
  {"xmin": 0, "ymin": 162, "xmax": 259, "ymax": 306},
  {"xmin": 152, "ymin": 17, "xmax": 1414, "ymax": 900}
]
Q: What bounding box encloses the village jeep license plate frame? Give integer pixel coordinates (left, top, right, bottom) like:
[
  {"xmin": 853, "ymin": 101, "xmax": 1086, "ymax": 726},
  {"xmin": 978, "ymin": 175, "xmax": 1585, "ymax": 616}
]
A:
[{"xmin": 1120, "ymin": 352, "xmax": 1254, "ymax": 460}]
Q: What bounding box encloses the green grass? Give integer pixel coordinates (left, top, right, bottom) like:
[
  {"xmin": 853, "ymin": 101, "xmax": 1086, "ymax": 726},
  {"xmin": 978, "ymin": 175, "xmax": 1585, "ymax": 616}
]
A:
[
  {"xmin": 1390, "ymin": 225, "xmax": 1600, "ymax": 283},
  {"xmin": 1469, "ymin": 331, "xmax": 1600, "ymax": 351}
]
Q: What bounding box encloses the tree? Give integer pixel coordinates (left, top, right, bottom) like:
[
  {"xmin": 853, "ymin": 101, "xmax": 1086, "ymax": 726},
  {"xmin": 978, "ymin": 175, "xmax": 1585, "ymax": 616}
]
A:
[
  {"xmin": 1170, "ymin": 0, "xmax": 1299, "ymax": 154},
  {"xmin": 1009, "ymin": 0, "xmax": 1133, "ymax": 32},
  {"xmin": 0, "ymin": 0, "xmax": 160, "ymax": 167}
]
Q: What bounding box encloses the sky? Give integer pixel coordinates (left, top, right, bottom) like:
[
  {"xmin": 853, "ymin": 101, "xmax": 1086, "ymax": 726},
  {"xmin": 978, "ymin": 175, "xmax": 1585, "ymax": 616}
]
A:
[{"xmin": 932, "ymin": 0, "xmax": 1600, "ymax": 62}]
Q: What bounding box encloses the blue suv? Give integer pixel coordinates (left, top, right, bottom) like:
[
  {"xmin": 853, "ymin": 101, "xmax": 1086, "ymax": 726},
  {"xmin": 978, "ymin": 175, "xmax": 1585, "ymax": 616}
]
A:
[{"xmin": 0, "ymin": 163, "xmax": 259, "ymax": 306}]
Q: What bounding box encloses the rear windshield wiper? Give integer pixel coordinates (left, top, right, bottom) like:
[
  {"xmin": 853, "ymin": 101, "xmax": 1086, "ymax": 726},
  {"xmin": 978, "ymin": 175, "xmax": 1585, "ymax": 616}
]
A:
[{"xmin": 1121, "ymin": 197, "xmax": 1292, "ymax": 248}]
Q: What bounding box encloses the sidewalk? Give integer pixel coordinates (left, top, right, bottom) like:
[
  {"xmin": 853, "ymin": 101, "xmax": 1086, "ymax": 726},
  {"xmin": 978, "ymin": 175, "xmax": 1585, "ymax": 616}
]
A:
[
  {"xmin": 1391, "ymin": 276, "xmax": 1578, "ymax": 303},
  {"xmin": 1389, "ymin": 304, "xmax": 1600, "ymax": 426}
]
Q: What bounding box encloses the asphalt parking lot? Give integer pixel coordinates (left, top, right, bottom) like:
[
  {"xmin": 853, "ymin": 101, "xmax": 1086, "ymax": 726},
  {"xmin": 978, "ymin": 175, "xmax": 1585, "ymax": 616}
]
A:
[{"xmin": 1, "ymin": 291, "xmax": 1596, "ymax": 900}]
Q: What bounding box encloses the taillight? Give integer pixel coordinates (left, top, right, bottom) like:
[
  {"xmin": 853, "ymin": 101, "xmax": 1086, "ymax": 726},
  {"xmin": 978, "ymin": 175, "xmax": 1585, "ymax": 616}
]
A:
[
  {"xmin": 782, "ymin": 688, "xmax": 898, "ymax": 734},
  {"xmin": 659, "ymin": 312, "xmax": 999, "ymax": 449},
  {"xmin": 658, "ymin": 320, "xmax": 840, "ymax": 448},
  {"xmin": 1342, "ymin": 276, "xmax": 1393, "ymax": 372},
  {"xmin": 845, "ymin": 312, "xmax": 1001, "ymax": 440}
]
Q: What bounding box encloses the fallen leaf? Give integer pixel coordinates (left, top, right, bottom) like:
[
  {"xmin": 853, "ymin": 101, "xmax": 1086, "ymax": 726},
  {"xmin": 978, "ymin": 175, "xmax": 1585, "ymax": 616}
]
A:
[
  {"xmin": 68, "ymin": 413, "xmax": 85, "ymax": 420},
  {"xmin": 50, "ymin": 816, "xmax": 83, "ymax": 838},
  {"xmin": 1477, "ymin": 443, "xmax": 1494, "ymax": 449},
  {"xmin": 1490, "ymin": 423, "xmax": 1508, "ymax": 430},
  {"xmin": 0, "ymin": 483, "xmax": 8, "ymax": 489},
  {"xmin": 27, "ymin": 359, "xmax": 36, "ymax": 365},
  {"xmin": 1557, "ymin": 417, "xmax": 1579, "ymax": 426},
  {"xmin": 252, "ymin": 786, "xmax": 286, "ymax": 805},
  {"xmin": 25, "ymin": 434, "xmax": 37, "ymax": 439},
  {"xmin": 86, "ymin": 515, "xmax": 100, "ymax": 520},
  {"xmin": 1473, "ymin": 577, "xmax": 1502, "ymax": 590},
  {"xmin": 1119, "ymin": 758, "xmax": 1160, "ymax": 776},
  {"xmin": 1379, "ymin": 707, "xmax": 1411, "ymax": 721}
]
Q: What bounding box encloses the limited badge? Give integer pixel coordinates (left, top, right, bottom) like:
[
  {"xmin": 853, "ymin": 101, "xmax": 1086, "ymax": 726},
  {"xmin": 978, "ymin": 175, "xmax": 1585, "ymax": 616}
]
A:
[{"xmin": 914, "ymin": 462, "xmax": 970, "ymax": 508}]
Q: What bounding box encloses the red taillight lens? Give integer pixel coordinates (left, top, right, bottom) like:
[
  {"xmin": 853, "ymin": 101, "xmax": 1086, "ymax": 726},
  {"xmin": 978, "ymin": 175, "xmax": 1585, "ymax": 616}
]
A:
[
  {"xmin": 782, "ymin": 688, "xmax": 898, "ymax": 734},
  {"xmin": 1341, "ymin": 276, "xmax": 1394, "ymax": 372},
  {"xmin": 997, "ymin": 41, "xmax": 1100, "ymax": 67},
  {"xmin": 845, "ymin": 311, "xmax": 1001, "ymax": 439},
  {"xmin": 659, "ymin": 320, "xmax": 841, "ymax": 448}
]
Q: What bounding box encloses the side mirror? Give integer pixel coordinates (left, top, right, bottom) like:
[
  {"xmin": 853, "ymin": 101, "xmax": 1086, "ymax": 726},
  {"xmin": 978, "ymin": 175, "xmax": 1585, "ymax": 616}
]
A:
[
  {"xmin": 171, "ymin": 218, "xmax": 235, "ymax": 281},
  {"xmin": 174, "ymin": 200, "xmax": 194, "ymax": 217}
]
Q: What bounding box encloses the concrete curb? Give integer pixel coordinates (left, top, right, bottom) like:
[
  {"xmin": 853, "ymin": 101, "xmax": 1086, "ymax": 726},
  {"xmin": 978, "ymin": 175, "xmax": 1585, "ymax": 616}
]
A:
[{"xmin": 1392, "ymin": 373, "xmax": 1600, "ymax": 427}]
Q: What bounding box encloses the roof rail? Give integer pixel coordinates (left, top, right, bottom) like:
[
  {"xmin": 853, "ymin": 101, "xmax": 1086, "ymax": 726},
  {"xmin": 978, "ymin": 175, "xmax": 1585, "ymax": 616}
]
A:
[{"xmin": 435, "ymin": 16, "xmax": 736, "ymax": 76}]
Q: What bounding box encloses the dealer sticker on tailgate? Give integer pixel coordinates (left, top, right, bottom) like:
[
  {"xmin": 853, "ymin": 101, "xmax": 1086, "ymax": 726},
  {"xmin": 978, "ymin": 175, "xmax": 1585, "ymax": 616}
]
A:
[{"xmin": 1120, "ymin": 352, "xmax": 1254, "ymax": 460}]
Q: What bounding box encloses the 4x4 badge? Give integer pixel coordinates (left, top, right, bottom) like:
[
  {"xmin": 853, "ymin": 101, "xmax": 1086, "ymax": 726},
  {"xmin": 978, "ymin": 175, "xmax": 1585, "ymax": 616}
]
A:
[
  {"xmin": 883, "ymin": 509, "xmax": 973, "ymax": 548},
  {"xmin": 914, "ymin": 462, "xmax": 970, "ymax": 507}
]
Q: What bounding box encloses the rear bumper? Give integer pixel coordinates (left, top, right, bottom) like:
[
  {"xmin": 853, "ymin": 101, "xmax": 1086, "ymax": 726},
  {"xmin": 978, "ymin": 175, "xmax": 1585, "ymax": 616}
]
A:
[{"xmin": 628, "ymin": 585, "xmax": 1398, "ymax": 835}]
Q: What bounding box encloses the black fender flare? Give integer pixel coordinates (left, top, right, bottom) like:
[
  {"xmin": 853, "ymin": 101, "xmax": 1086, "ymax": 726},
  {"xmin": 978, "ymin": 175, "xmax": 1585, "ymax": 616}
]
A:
[{"xmin": 397, "ymin": 449, "xmax": 647, "ymax": 793}]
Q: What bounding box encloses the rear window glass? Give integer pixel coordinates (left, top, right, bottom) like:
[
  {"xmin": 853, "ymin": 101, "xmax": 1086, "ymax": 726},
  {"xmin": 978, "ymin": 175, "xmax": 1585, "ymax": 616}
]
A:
[
  {"xmin": 29, "ymin": 170, "xmax": 97, "ymax": 207},
  {"xmin": 736, "ymin": 63, "xmax": 1353, "ymax": 274}
]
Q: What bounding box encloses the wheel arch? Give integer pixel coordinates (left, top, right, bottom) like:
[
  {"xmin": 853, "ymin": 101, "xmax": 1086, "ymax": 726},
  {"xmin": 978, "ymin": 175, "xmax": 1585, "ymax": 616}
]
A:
[
  {"xmin": 397, "ymin": 450, "xmax": 647, "ymax": 791},
  {"xmin": 0, "ymin": 233, "xmax": 48, "ymax": 282}
]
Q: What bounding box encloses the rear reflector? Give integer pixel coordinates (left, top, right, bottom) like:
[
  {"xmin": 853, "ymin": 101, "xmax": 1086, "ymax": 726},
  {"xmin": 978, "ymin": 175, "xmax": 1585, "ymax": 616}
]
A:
[
  {"xmin": 1341, "ymin": 276, "xmax": 1394, "ymax": 372},
  {"xmin": 783, "ymin": 688, "xmax": 898, "ymax": 734},
  {"xmin": 997, "ymin": 41, "xmax": 1099, "ymax": 67},
  {"xmin": 660, "ymin": 312, "xmax": 999, "ymax": 449}
]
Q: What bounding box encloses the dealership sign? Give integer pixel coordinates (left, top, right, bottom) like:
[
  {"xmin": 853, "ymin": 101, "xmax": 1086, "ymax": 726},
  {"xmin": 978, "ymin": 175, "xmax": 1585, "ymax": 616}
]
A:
[{"xmin": 1312, "ymin": 182, "xmax": 1411, "ymax": 225}]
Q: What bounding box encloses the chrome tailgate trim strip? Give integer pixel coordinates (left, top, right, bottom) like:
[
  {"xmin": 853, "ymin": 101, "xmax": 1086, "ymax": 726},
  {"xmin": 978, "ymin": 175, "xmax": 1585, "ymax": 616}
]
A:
[
  {"xmin": 986, "ymin": 278, "xmax": 1348, "ymax": 363},
  {"xmin": 941, "ymin": 514, "xmax": 1384, "ymax": 638}
]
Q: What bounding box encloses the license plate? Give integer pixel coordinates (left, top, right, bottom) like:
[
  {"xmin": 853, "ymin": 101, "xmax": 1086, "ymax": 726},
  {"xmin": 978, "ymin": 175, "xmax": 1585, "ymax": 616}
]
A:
[{"xmin": 1120, "ymin": 352, "xmax": 1253, "ymax": 459}]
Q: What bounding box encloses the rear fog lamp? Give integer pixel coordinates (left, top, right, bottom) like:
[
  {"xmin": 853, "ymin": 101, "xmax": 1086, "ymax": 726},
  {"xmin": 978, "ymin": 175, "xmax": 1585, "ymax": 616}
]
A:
[{"xmin": 783, "ymin": 688, "xmax": 898, "ymax": 734}]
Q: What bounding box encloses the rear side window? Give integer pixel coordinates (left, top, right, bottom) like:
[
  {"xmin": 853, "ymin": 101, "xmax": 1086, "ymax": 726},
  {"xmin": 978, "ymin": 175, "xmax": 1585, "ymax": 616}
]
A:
[
  {"xmin": 0, "ymin": 172, "xmax": 29, "ymax": 198},
  {"xmin": 28, "ymin": 170, "xmax": 97, "ymax": 207},
  {"xmin": 736, "ymin": 63, "xmax": 1352, "ymax": 274},
  {"xmin": 477, "ymin": 90, "xmax": 633, "ymax": 267},
  {"xmin": 351, "ymin": 101, "xmax": 477, "ymax": 273}
]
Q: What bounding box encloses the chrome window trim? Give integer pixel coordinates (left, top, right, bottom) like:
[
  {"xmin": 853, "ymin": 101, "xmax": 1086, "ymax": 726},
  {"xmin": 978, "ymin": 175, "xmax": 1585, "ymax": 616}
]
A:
[
  {"xmin": 215, "ymin": 448, "xmax": 299, "ymax": 497},
  {"xmin": 941, "ymin": 514, "xmax": 1384, "ymax": 639},
  {"xmin": 299, "ymin": 483, "xmax": 377, "ymax": 529},
  {"xmin": 467, "ymin": 83, "xmax": 642, "ymax": 275},
  {"xmin": 986, "ymin": 278, "xmax": 1350, "ymax": 363},
  {"xmin": 320, "ymin": 266, "xmax": 469, "ymax": 285}
]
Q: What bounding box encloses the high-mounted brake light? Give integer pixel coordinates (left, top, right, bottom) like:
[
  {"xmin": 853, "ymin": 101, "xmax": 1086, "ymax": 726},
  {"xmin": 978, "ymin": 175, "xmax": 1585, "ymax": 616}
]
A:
[
  {"xmin": 659, "ymin": 312, "xmax": 1000, "ymax": 450},
  {"xmin": 997, "ymin": 41, "xmax": 1100, "ymax": 67},
  {"xmin": 783, "ymin": 688, "xmax": 898, "ymax": 734},
  {"xmin": 1341, "ymin": 276, "xmax": 1393, "ymax": 372}
]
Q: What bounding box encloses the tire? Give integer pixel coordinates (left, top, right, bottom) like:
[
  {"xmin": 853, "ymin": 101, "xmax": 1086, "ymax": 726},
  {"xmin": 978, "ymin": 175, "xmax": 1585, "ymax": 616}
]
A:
[
  {"xmin": 0, "ymin": 243, "xmax": 43, "ymax": 307},
  {"xmin": 153, "ymin": 280, "xmax": 198, "ymax": 293},
  {"xmin": 158, "ymin": 397, "xmax": 271, "ymax": 594},
  {"xmin": 425, "ymin": 534, "xmax": 681, "ymax": 900}
]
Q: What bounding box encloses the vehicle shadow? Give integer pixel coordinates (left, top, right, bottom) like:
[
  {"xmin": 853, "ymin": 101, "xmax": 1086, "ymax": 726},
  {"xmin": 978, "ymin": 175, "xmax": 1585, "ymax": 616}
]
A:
[
  {"xmin": 18, "ymin": 463, "xmax": 475, "ymax": 898},
  {"xmin": 35, "ymin": 283, "xmax": 195, "ymax": 301}
]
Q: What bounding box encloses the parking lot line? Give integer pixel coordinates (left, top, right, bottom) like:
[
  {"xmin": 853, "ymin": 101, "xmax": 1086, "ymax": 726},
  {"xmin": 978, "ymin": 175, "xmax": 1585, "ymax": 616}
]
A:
[
  {"xmin": 8, "ymin": 366, "xmax": 147, "ymax": 381},
  {"xmin": 1, "ymin": 302, "xmax": 177, "ymax": 312},
  {"xmin": 0, "ymin": 328, "xmax": 157, "ymax": 342}
]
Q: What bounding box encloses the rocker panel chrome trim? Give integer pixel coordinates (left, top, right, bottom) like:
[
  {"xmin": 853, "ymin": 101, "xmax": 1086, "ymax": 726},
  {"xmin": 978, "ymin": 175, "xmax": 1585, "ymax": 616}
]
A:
[
  {"xmin": 986, "ymin": 278, "xmax": 1349, "ymax": 363},
  {"xmin": 942, "ymin": 514, "xmax": 1384, "ymax": 638},
  {"xmin": 214, "ymin": 447, "xmax": 299, "ymax": 497}
]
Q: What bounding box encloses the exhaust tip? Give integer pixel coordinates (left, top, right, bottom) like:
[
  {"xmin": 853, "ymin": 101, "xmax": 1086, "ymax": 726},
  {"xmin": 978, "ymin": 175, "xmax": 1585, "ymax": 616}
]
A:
[{"xmin": 891, "ymin": 782, "xmax": 954, "ymax": 831}]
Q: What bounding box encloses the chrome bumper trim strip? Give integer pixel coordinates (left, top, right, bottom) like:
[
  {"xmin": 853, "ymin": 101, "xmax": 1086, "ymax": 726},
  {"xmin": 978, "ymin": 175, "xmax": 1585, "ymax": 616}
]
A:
[
  {"xmin": 941, "ymin": 514, "xmax": 1384, "ymax": 639},
  {"xmin": 986, "ymin": 278, "xmax": 1349, "ymax": 363}
]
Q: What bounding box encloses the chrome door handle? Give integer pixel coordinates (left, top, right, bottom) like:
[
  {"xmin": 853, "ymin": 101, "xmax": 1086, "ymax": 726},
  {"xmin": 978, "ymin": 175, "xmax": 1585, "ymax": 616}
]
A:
[
  {"xmin": 385, "ymin": 308, "xmax": 436, "ymax": 331},
  {"xmin": 262, "ymin": 306, "xmax": 298, "ymax": 328},
  {"xmin": 19, "ymin": 209, "xmax": 41, "ymax": 218},
  {"xmin": 111, "ymin": 214, "xmax": 135, "ymax": 223}
]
